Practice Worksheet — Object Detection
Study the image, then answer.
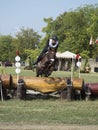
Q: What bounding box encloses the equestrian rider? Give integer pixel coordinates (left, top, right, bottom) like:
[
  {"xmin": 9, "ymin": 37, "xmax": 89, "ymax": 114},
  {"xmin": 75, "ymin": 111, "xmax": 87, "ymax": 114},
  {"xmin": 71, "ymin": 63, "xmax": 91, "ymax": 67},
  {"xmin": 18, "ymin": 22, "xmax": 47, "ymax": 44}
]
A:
[{"xmin": 33, "ymin": 36, "xmax": 59, "ymax": 65}]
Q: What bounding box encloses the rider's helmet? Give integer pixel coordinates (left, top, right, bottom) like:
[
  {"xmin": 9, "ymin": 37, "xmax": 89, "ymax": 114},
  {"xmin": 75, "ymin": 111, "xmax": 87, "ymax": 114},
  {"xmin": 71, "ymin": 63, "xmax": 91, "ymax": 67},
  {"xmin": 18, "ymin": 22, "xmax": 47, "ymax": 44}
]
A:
[
  {"xmin": 49, "ymin": 36, "xmax": 58, "ymax": 48},
  {"xmin": 51, "ymin": 36, "xmax": 58, "ymax": 42}
]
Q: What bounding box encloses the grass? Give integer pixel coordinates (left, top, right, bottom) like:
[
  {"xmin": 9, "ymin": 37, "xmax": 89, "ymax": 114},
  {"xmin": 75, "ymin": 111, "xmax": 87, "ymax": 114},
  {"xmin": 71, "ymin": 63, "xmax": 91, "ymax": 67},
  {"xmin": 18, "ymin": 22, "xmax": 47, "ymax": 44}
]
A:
[
  {"xmin": 1, "ymin": 66, "xmax": 98, "ymax": 83},
  {"xmin": 0, "ymin": 67, "xmax": 98, "ymax": 126},
  {"xmin": 0, "ymin": 100, "xmax": 98, "ymax": 125}
]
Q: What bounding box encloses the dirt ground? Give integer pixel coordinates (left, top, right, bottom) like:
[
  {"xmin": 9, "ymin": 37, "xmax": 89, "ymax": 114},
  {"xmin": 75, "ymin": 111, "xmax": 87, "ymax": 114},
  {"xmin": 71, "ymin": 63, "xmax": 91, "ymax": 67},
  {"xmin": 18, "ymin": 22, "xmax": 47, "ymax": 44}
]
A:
[{"xmin": 0, "ymin": 123, "xmax": 98, "ymax": 130}]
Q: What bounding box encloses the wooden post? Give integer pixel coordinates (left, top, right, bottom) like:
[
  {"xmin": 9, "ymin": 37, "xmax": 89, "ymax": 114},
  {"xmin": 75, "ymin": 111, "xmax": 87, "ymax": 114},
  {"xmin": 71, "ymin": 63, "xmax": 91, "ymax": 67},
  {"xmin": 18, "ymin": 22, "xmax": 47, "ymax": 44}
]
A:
[
  {"xmin": 66, "ymin": 85, "xmax": 73, "ymax": 101},
  {"xmin": 0, "ymin": 79, "xmax": 3, "ymax": 101},
  {"xmin": 16, "ymin": 79, "xmax": 26, "ymax": 99},
  {"xmin": 66, "ymin": 78, "xmax": 72, "ymax": 101}
]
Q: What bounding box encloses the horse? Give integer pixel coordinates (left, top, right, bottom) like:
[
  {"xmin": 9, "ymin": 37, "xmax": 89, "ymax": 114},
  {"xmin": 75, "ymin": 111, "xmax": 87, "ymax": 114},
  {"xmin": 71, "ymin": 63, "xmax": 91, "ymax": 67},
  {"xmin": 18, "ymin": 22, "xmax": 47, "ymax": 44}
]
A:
[{"xmin": 36, "ymin": 48, "xmax": 56, "ymax": 77}]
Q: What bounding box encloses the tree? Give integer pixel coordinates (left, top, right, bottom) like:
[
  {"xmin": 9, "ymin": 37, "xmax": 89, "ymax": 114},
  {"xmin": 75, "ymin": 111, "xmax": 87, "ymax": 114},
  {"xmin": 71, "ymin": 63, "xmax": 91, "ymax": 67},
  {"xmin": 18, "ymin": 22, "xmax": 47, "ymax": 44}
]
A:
[
  {"xmin": 0, "ymin": 35, "xmax": 14, "ymax": 62},
  {"xmin": 24, "ymin": 49, "xmax": 40, "ymax": 62},
  {"xmin": 16, "ymin": 27, "xmax": 41, "ymax": 60},
  {"xmin": 42, "ymin": 4, "xmax": 98, "ymax": 58}
]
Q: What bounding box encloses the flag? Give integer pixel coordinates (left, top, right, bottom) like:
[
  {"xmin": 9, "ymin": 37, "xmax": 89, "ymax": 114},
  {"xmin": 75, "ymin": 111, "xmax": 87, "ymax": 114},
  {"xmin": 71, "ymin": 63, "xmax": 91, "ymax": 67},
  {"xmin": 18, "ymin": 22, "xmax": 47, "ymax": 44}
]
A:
[
  {"xmin": 89, "ymin": 36, "xmax": 93, "ymax": 45},
  {"xmin": 95, "ymin": 37, "xmax": 98, "ymax": 44},
  {"xmin": 76, "ymin": 54, "xmax": 80, "ymax": 59}
]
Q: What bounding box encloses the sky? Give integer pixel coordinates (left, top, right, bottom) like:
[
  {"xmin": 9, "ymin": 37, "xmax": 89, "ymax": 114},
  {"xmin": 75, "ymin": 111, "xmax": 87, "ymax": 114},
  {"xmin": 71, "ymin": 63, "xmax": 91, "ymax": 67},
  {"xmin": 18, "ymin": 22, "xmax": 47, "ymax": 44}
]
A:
[{"xmin": 0, "ymin": 0, "xmax": 98, "ymax": 37}]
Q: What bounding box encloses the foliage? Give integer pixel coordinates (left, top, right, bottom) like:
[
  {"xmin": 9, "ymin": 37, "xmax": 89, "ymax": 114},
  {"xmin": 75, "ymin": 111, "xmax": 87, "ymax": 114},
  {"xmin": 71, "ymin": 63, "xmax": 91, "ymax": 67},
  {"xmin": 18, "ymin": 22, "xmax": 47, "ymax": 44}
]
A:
[
  {"xmin": 16, "ymin": 27, "xmax": 41, "ymax": 60},
  {"xmin": 81, "ymin": 58, "xmax": 91, "ymax": 73},
  {"xmin": 80, "ymin": 50, "xmax": 89, "ymax": 59},
  {"xmin": 0, "ymin": 4, "xmax": 98, "ymax": 61},
  {"xmin": 0, "ymin": 35, "xmax": 15, "ymax": 62},
  {"xmin": 24, "ymin": 49, "xmax": 40, "ymax": 62},
  {"xmin": 42, "ymin": 4, "xmax": 98, "ymax": 58}
]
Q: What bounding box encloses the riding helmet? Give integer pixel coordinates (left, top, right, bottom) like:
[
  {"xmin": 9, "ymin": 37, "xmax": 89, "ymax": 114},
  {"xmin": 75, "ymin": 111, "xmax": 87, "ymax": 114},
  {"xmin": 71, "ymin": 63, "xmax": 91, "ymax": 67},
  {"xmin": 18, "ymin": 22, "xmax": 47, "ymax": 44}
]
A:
[{"xmin": 52, "ymin": 36, "xmax": 58, "ymax": 42}]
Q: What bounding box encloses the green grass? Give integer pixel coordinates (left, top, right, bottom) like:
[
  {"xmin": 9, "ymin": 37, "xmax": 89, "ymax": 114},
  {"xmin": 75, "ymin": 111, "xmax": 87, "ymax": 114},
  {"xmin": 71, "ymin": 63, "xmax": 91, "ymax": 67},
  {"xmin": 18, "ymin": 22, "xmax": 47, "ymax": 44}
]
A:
[
  {"xmin": 1, "ymin": 67, "xmax": 35, "ymax": 76},
  {"xmin": 0, "ymin": 100, "xmax": 98, "ymax": 125},
  {"xmin": 52, "ymin": 71, "xmax": 98, "ymax": 83},
  {"xmin": 0, "ymin": 67, "xmax": 98, "ymax": 125},
  {"xmin": 1, "ymin": 66, "xmax": 98, "ymax": 83}
]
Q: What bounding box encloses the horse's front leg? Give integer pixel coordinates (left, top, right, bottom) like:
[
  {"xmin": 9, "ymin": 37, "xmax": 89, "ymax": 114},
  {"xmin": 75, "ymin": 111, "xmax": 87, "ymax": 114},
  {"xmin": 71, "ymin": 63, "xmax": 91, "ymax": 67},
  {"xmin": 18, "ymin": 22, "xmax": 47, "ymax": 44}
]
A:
[
  {"xmin": 36, "ymin": 67, "xmax": 39, "ymax": 77},
  {"xmin": 36, "ymin": 73, "xmax": 39, "ymax": 77}
]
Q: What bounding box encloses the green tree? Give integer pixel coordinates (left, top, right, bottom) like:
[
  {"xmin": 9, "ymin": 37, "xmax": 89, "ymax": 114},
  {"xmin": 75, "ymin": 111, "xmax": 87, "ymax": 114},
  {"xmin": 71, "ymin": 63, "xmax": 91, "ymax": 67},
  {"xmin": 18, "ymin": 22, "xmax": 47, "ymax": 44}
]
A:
[
  {"xmin": 24, "ymin": 49, "xmax": 40, "ymax": 62},
  {"xmin": 42, "ymin": 4, "xmax": 98, "ymax": 58},
  {"xmin": 16, "ymin": 27, "xmax": 41, "ymax": 60},
  {"xmin": 0, "ymin": 35, "xmax": 14, "ymax": 62}
]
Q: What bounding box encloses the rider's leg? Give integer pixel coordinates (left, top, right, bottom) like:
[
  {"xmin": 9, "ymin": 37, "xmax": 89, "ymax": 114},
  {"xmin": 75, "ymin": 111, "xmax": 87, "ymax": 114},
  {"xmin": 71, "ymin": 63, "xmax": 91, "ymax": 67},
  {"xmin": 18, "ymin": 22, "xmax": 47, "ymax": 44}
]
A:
[
  {"xmin": 33, "ymin": 53, "xmax": 43, "ymax": 65},
  {"xmin": 33, "ymin": 48, "xmax": 48, "ymax": 65}
]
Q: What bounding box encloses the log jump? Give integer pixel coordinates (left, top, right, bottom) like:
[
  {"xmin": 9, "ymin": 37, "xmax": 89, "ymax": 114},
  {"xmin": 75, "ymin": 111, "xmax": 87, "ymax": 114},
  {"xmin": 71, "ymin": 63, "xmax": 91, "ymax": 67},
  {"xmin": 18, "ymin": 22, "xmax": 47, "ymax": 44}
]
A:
[{"xmin": 0, "ymin": 74, "xmax": 84, "ymax": 100}]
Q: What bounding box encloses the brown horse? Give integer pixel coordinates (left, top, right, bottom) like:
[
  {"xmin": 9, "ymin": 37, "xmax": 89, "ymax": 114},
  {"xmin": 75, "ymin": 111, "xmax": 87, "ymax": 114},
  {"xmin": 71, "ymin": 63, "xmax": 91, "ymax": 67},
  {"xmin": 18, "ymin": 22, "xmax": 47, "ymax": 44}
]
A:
[{"xmin": 36, "ymin": 48, "xmax": 56, "ymax": 77}]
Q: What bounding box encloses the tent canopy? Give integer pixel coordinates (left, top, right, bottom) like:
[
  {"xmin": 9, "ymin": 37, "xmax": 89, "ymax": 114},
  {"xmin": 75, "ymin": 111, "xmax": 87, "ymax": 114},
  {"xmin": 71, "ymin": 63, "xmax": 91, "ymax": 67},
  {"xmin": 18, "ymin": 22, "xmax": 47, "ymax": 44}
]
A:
[{"xmin": 56, "ymin": 51, "xmax": 81, "ymax": 59}]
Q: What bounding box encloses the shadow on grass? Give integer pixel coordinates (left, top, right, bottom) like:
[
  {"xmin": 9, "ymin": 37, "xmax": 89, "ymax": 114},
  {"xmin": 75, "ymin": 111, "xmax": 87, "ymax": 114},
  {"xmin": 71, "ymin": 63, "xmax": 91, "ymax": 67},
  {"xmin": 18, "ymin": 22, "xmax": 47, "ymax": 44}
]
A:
[{"xmin": 25, "ymin": 92, "xmax": 60, "ymax": 100}]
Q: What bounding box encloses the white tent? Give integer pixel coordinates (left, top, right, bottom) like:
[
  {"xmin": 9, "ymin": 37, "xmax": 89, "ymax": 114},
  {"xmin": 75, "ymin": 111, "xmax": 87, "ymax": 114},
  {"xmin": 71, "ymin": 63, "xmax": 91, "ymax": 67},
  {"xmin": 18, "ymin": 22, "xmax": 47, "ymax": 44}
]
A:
[
  {"xmin": 56, "ymin": 51, "xmax": 81, "ymax": 80},
  {"xmin": 56, "ymin": 51, "xmax": 81, "ymax": 71},
  {"xmin": 56, "ymin": 52, "xmax": 62, "ymax": 58},
  {"xmin": 56, "ymin": 51, "xmax": 81, "ymax": 59}
]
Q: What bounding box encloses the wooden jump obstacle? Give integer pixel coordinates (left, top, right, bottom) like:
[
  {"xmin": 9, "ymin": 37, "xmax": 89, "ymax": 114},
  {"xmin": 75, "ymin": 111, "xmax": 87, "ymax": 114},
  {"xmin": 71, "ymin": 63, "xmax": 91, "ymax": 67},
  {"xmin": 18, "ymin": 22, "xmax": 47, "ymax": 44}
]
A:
[{"xmin": 0, "ymin": 74, "xmax": 84, "ymax": 100}]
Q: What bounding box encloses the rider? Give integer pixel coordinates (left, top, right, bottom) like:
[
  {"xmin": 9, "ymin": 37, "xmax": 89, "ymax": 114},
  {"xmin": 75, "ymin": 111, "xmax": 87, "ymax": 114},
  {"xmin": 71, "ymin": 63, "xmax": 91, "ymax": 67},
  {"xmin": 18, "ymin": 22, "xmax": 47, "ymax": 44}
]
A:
[{"xmin": 33, "ymin": 35, "xmax": 59, "ymax": 65}]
